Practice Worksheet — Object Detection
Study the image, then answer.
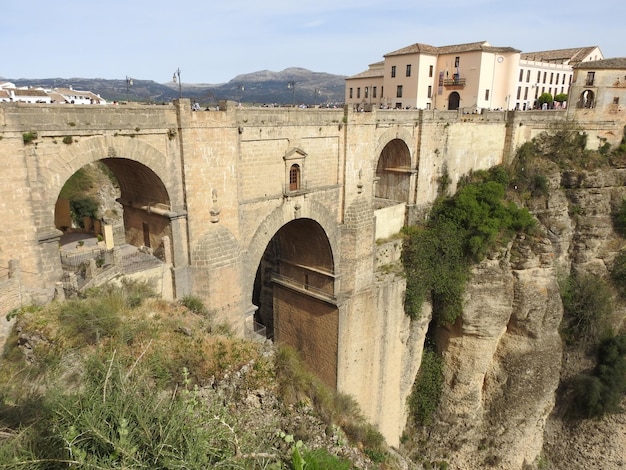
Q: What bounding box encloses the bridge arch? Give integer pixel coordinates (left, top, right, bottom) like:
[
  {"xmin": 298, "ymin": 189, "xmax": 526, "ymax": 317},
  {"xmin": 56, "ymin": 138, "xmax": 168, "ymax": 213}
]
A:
[
  {"xmin": 244, "ymin": 200, "xmax": 340, "ymax": 387},
  {"xmin": 41, "ymin": 136, "xmax": 184, "ymax": 230},
  {"xmin": 39, "ymin": 136, "xmax": 188, "ymax": 293},
  {"xmin": 373, "ymin": 130, "xmax": 415, "ymax": 204}
]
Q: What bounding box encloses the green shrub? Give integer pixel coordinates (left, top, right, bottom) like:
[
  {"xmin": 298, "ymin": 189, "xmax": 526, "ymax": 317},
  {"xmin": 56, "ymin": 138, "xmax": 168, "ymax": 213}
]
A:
[
  {"xmin": 301, "ymin": 448, "xmax": 352, "ymax": 470},
  {"xmin": 572, "ymin": 334, "xmax": 626, "ymax": 418},
  {"xmin": 559, "ymin": 272, "xmax": 613, "ymax": 345},
  {"xmin": 402, "ymin": 172, "xmax": 534, "ymax": 324},
  {"xmin": 611, "ymin": 250, "xmax": 626, "ymax": 295},
  {"xmin": 84, "ymin": 278, "xmax": 156, "ymax": 309},
  {"xmin": 69, "ymin": 196, "xmax": 99, "ymax": 227},
  {"xmin": 0, "ymin": 358, "xmax": 238, "ymax": 468},
  {"xmin": 612, "ymin": 199, "xmax": 626, "ymax": 236},
  {"xmin": 554, "ymin": 93, "xmax": 568, "ymax": 103},
  {"xmin": 22, "ymin": 131, "xmax": 37, "ymax": 144},
  {"xmin": 408, "ymin": 348, "xmax": 444, "ymax": 426},
  {"xmin": 58, "ymin": 296, "xmax": 122, "ymax": 345},
  {"xmin": 62, "ymin": 135, "xmax": 73, "ymax": 145},
  {"xmin": 180, "ymin": 295, "xmax": 208, "ymax": 315},
  {"xmin": 538, "ymin": 92, "xmax": 553, "ymax": 107}
]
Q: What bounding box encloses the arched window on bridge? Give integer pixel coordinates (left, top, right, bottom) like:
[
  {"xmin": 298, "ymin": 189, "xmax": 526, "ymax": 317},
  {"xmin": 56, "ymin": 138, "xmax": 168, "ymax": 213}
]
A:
[
  {"xmin": 289, "ymin": 164, "xmax": 301, "ymax": 191},
  {"xmin": 283, "ymin": 147, "xmax": 307, "ymax": 194}
]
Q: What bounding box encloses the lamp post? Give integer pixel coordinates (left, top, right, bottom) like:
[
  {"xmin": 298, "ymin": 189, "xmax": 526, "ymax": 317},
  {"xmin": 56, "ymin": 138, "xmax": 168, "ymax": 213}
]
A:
[
  {"xmin": 238, "ymin": 84, "xmax": 245, "ymax": 104},
  {"xmin": 287, "ymin": 81, "xmax": 295, "ymax": 107},
  {"xmin": 172, "ymin": 68, "xmax": 182, "ymax": 99},
  {"xmin": 125, "ymin": 76, "xmax": 133, "ymax": 102},
  {"xmin": 314, "ymin": 87, "xmax": 320, "ymax": 107}
]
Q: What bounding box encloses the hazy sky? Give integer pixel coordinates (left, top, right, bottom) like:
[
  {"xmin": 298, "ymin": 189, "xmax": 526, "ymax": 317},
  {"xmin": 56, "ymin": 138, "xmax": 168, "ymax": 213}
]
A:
[{"xmin": 2, "ymin": 0, "xmax": 624, "ymax": 84}]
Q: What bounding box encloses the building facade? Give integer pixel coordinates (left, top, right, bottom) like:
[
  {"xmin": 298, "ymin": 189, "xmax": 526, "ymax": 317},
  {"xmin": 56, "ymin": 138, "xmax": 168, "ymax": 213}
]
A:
[
  {"xmin": 346, "ymin": 41, "xmax": 603, "ymax": 113},
  {"xmin": 568, "ymin": 57, "xmax": 626, "ymax": 118},
  {"xmin": 0, "ymin": 82, "xmax": 106, "ymax": 104},
  {"xmin": 514, "ymin": 47, "xmax": 603, "ymax": 110}
]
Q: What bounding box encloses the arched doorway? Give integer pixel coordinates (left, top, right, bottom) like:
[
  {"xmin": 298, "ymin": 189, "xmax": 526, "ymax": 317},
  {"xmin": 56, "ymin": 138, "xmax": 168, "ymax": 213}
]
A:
[
  {"xmin": 448, "ymin": 92, "xmax": 461, "ymax": 110},
  {"xmin": 375, "ymin": 138, "xmax": 412, "ymax": 203},
  {"xmin": 252, "ymin": 218, "xmax": 338, "ymax": 387},
  {"xmin": 579, "ymin": 90, "xmax": 595, "ymax": 108}
]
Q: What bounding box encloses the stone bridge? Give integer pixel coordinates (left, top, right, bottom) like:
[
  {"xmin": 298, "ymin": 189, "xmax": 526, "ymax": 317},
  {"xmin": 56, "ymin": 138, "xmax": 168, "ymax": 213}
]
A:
[{"xmin": 0, "ymin": 100, "xmax": 621, "ymax": 445}]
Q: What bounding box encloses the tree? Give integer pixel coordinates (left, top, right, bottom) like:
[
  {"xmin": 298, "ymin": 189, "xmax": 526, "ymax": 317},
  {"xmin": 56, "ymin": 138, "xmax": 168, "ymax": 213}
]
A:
[
  {"xmin": 70, "ymin": 196, "xmax": 99, "ymax": 227},
  {"xmin": 538, "ymin": 92, "xmax": 554, "ymax": 108},
  {"xmin": 554, "ymin": 93, "xmax": 568, "ymax": 103}
]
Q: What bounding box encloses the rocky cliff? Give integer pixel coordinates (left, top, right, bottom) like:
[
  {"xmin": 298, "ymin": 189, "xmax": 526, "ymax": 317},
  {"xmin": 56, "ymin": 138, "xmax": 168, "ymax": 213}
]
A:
[{"xmin": 401, "ymin": 164, "xmax": 626, "ymax": 469}]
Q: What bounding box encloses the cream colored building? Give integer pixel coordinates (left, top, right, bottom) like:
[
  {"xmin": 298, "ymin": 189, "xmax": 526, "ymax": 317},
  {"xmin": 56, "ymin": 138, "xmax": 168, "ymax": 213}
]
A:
[
  {"xmin": 346, "ymin": 41, "xmax": 519, "ymax": 111},
  {"xmin": 346, "ymin": 41, "xmax": 603, "ymax": 112},
  {"xmin": 345, "ymin": 61, "xmax": 385, "ymax": 110}
]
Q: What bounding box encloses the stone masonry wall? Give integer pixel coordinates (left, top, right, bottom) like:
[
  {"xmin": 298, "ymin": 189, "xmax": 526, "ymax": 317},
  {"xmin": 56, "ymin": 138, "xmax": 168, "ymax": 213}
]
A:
[{"xmin": 2, "ymin": 101, "xmax": 625, "ymax": 449}]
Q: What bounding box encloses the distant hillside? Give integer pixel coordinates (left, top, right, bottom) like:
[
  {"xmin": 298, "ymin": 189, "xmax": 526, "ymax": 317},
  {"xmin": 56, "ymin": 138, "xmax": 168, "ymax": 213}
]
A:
[{"xmin": 3, "ymin": 67, "xmax": 346, "ymax": 105}]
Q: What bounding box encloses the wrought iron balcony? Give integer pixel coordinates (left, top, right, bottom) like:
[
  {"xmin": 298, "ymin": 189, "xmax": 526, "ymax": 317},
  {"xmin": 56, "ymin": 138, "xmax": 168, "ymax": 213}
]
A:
[{"xmin": 443, "ymin": 78, "xmax": 466, "ymax": 87}]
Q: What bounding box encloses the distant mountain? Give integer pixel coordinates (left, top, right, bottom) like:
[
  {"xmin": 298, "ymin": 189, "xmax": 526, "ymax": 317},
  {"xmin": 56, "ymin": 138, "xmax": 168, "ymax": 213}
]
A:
[{"xmin": 3, "ymin": 68, "xmax": 347, "ymax": 105}]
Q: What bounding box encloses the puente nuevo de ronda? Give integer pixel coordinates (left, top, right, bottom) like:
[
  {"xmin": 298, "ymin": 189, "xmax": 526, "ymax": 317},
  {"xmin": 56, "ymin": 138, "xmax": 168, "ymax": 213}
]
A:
[{"xmin": 0, "ymin": 98, "xmax": 624, "ymax": 446}]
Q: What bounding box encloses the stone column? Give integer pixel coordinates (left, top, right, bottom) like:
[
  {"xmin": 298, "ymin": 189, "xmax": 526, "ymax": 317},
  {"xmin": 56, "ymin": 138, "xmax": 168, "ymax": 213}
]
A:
[
  {"xmin": 168, "ymin": 212, "xmax": 189, "ymax": 268},
  {"xmin": 103, "ymin": 224, "xmax": 115, "ymax": 250},
  {"xmin": 168, "ymin": 212, "xmax": 191, "ymax": 299}
]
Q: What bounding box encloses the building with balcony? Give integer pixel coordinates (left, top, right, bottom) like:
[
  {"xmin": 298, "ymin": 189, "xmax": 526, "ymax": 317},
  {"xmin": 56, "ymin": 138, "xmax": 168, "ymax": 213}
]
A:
[{"xmin": 346, "ymin": 41, "xmax": 603, "ymax": 113}]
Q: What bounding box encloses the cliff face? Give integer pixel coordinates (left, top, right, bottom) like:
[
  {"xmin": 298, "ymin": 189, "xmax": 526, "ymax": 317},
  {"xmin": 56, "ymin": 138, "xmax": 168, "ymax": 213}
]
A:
[{"xmin": 403, "ymin": 167, "xmax": 626, "ymax": 469}]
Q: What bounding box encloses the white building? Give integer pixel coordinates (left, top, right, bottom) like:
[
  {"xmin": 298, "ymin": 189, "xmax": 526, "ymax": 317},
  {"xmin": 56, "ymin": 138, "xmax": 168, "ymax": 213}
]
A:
[
  {"xmin": 514, "ymin": 46, "xmax": 603, "ymax": 110},
  {"xmin": 0, "ymin": 82, "xmax": 106, "ymax": 104}
]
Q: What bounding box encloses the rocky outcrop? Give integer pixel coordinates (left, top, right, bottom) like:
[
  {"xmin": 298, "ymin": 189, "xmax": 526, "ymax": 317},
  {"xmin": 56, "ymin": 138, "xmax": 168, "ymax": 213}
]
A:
[{"xmin": 403, "ymin": 167, "xmax": 626, "ymax": 469}]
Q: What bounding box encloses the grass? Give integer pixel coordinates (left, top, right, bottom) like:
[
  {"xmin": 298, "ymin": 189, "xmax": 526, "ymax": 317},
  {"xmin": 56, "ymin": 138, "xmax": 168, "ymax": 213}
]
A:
[{"xmin": 0, "ymin": 281, "xmax": 393, "ymax": 469}]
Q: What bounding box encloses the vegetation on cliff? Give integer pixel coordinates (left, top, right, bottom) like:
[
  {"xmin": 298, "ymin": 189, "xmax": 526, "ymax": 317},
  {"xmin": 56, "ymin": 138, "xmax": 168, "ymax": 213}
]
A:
[
  {"xmin": 402, "ymin": 165, "xmax": 536, "ymax": 437},
  {"xmin": 0, "ymin": 280, "xmax": 394, "ymax": 469},
  {"xmin": 402, "ymin": 165, "xmax": 535, "ymax": 325},
  {"xmin": 403, "ymin": 122, "xmax": 626, "ymax": 461}
]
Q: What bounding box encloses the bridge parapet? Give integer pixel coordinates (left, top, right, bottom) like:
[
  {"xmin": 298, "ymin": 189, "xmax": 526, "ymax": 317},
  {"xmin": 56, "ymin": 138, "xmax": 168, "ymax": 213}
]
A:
[{"xmin": 0, "ymin": 101, "xmax": 179, "ymax": 134}]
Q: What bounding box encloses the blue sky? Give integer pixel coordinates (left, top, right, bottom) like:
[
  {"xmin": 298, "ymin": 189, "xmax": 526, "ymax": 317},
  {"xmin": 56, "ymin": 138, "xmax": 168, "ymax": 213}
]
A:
[{"xmin": 1, "ymin": 0, "xmax": 624, "ymax": 84}]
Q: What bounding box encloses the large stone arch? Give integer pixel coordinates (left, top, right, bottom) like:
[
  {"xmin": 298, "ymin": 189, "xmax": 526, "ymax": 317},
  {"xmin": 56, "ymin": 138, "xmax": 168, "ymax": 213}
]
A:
[
  {"xmin": 35, "ymin": 135, "xmax": 189, "ymax": 295},
  {"xmin": 242, "ymin": 198, "xmax": 339, "ymax": 299},
  {"xmin": 243, "ymin": 199, "xmax": 340, "ymax": 387},
  {"xmin": 39, "ymin": 135, "xmax": 182, "ymax": 230}
]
